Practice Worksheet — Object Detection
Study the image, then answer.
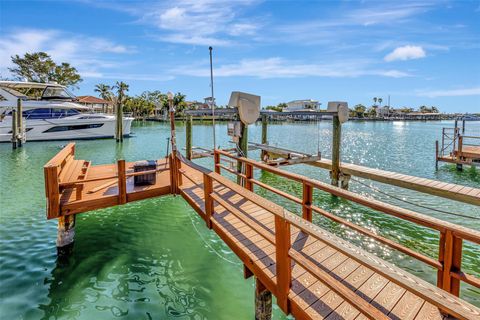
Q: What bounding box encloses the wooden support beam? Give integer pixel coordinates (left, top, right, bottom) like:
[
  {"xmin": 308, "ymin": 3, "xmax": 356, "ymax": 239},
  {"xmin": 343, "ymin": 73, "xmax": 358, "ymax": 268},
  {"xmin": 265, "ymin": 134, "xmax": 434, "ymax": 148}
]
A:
[
  {"xmin": 244, "ymin": 264, "xmax": 253, "ymax": 279},
  {"xmin": 275, "ymin": 215, "xmax": 291, "ymax": 314},
  {"xmin": 45, "ymin": 165, "xmax": 60, "ymax": 219},
  {"xmin": 117, "ymin": 160, "xmax": 127, "ymax": 204},
  {"xmin": 255, "ymin": 277, "xmax": 272, "ymax": 320},
  {"xmin": 186, "ymin": 115, "xmax": 192, "ymax": 160},
  {"xmin": 302, "ymin": 182, "xmax": 313, "ymax": 222},
  {"xmin": 331, "ymin": 115, "xmax": 341, "ymax": 186}
]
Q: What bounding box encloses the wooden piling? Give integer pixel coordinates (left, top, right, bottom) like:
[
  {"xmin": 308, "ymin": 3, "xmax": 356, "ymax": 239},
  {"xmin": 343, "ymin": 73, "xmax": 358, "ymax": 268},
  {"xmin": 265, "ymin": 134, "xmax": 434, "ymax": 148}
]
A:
[
  {"xmin": 435, "ymin": 140, "xmax": 439, "ymax": 170},
  {"xmin": 261, "ymin": 114, "xmax": 267, "ymax": 161},
  {"xmin": 331, "ymin": 115, "xmax": 341, "ymax": 186},
  {"xmin": 186, "ymin": 115, "xmax": 192, "ymax": 160},
  {"xmin": 237, "ymin": 122, "xmax": 248, "ymax": 185},
  {"xmin": 57, "ymin": 214, "xmax": 75, "ymax": 256},
  {"xmin": 11, "ymin": 109, "xmax": 18, "ymax": 149},
  {"xmin": 255, "ymin": 278, "xmax": 272, "ymax": 320},
  {"xmin": 116, "ymin": 95, "xmax": 124, "ymax": 142},
  {"xmin": 16, "ymin": 99, "xmax": 23, "ymax": 147}
]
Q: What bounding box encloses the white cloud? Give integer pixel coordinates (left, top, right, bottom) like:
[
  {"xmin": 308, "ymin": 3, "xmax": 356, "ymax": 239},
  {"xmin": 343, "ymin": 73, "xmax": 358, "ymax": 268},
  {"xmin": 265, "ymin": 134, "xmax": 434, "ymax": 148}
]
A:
[
  {"xmin": 417, "ymin": 87, "xmax": 480, "ymax": 98},
  {"xmin": 384, "ymin": 45, "xmax": 426, "ymax": 62},
  {"xmin": 0, "ymin": 29, "xmax": 133, "ymax": 78},
  {"xmin": 171, "ymin": 57, "xmax": 410, "ymax": 78},
  {"xmin": 136, "ymin": 0, "xmax": 259, "ymax": 46}
]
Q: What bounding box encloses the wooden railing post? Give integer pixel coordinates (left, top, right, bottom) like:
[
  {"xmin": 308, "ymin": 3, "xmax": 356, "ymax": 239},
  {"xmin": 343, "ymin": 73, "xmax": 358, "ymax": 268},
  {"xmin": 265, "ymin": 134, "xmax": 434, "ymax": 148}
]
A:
[
  {"xmin": 45, "ymin": 165, "xmax": 60, "ymax": 219},
  {"xmin": 176, "ymin": 156, "xmax": 183, "ymax": 193},
  {"xmin": 275, "ymin": 214, "xmax": 291, "ymax": 314},
  {"xmin": 245, "ymin": 163, "xmax": 253, "ymax": 191},
  {"xmin": 302, "ymin": 182, "xmax": 313, "ymax": 222},
  {"xmin": 440, "ymin": 230, "xmax": 463, "ymax": 296},
  {"xmin": 214, "ymin": 150, "xmax": 221, "ymax": 174},
  {"xmin": 203, "ymin": 174, "xmax": 213, "ymax": 229},
  {"xmin": 117, "ymin": 160, "xmax": 127, "ymax": 204}
]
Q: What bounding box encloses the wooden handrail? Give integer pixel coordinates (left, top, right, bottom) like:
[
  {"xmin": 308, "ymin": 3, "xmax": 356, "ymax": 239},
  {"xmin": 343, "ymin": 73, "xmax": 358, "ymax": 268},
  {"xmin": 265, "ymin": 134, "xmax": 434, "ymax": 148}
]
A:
[
  {"xmin": 215, "ymin": 149, "xmax": 480, "ymax": 244},
  {"xmin": 212, "ymin": 193, "xmax": 276, "ymax": 245},
  {"xmin": 179, "ymin": 155, "xmax": 480, "ymax": 319},
  {"xmin": 212, "ymin": 149, "xmax": 480, "ymax": 296},
  {"xmin": 282, "ymin": 211, "xmax": 480, "ymax": 320}
]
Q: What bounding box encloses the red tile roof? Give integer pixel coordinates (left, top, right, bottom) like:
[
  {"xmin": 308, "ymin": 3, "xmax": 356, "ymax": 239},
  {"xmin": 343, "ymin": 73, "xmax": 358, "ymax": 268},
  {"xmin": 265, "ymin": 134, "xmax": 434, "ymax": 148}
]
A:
[{"xmin": 77, "ymin": 95, "xmax": 112, "ymax": 104}]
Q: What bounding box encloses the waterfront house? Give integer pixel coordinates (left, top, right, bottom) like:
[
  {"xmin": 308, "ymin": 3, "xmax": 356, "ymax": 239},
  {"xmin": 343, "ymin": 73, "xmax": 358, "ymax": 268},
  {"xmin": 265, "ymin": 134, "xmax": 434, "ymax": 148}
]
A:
[
  {"xmin": 77, "ymin": 95, "xmax": 113, "ymax": 113},
  {"xmin": 284, "ymin": 99, "xmax": 320, "ymax": 112}
]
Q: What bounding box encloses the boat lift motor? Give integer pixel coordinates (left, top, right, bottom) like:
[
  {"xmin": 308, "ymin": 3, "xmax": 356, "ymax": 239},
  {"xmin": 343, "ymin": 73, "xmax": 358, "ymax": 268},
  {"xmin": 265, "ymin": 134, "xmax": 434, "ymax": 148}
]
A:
[{"xmin": 227, "ymin": 91, "xmax": 261, "ymax": 143}]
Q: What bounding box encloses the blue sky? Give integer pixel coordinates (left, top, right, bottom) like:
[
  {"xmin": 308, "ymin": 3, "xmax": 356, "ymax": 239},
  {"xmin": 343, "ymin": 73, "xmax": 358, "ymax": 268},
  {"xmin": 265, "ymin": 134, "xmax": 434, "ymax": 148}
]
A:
[{"xmin": 0, "ymin": 0, "xmax": 479, "ymax": 112}]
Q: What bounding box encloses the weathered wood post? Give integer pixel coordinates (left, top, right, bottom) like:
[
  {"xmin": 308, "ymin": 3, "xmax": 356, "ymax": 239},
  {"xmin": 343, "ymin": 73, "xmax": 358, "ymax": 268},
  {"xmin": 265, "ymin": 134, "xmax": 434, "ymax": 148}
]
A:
[
  {"xmin": 11, "ymin": 110, "xmax": 18, "ymax": 149},
  {"xmin": 186, "ymin": 115, "xmax": 192, "ymax": 160},
  {"xmin": 331, "ymin": 114, "xmax": 341, "ymax": 187},
  {"xmin": 167, "ymin": 92, "xmax": 179, "ymax": 193},
  {"xmin": 57, "ymin": 215, "xmax": 76, "ymax": 256},
  {"xmin": 237, "ymin": 121, "xmax": 248, "ymax": 185},
  {"xmin": 261, "ymin": 114, "xmax": 268, "ymax": 161},
  {"xmin": 116, "ymin": 94, "xmax": 124, "ymax": 142},
  {"xmin": 435, "ymin": 140, "xmax": 439, "ymax": 170},
  {"xmin": 17, "ymin": 98, "xmax": 23, "ymax": 147},
  {"xmin": 255, "ymin": 277, "xmax": 272, "ymax": 320}
]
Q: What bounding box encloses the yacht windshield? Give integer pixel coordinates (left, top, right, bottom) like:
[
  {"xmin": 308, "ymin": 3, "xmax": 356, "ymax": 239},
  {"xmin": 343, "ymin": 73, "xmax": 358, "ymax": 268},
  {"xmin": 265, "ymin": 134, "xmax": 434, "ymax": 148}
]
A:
[{"xmin": 42, "ymin": 86, "xmax": 75, "ymax": 100}]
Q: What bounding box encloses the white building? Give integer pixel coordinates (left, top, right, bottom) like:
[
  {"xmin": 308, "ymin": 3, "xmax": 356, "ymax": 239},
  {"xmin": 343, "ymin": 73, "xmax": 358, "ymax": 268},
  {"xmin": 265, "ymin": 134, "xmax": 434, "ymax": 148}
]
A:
[
  {"xmin": 376, "ymin": 106, "xmax": 390, "ymax": 117},
  {"xmin": 284, "ymin": 99, "xmax": 320, "ymax": 112}
]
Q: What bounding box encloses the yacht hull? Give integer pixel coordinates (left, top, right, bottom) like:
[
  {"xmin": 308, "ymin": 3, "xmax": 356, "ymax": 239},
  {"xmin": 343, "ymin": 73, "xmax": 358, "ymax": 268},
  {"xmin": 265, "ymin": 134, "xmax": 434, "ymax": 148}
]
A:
[{"xmin": 0, "ymin": 116, "xmax": 133, "ymax": 142}]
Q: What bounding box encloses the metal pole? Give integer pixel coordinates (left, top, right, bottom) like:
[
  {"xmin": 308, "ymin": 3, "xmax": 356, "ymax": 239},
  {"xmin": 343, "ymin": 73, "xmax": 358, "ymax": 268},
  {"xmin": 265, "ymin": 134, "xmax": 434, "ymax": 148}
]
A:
[{"xmin": 209, "ymin": 46, "xmax": 216, "ymax": 149}]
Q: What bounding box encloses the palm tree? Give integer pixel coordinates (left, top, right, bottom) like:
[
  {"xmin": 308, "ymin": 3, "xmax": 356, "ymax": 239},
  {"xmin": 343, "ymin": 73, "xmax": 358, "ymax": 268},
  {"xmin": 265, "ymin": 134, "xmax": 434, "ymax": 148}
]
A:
[
  {"xmin": 378, "ymin": 98, "xmax": 383, "ymax": 106},
  {"xmin": 94, "ymin": 83, "xmax": 113, "ymax": 101},
  {"xmin": 373, "ymin": 97, "xmax": 378, "ymax": 106}
]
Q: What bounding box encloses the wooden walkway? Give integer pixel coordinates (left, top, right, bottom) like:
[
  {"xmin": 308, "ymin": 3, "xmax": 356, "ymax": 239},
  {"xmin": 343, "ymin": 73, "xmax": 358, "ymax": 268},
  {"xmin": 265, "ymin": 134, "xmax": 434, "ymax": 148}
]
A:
[
  {"xmin": 177, "ymin": 156, "xmax": 480, "ymax": 319},
  {"xmin": 44, "ymin": 144, "xmax": 480, "ymax": 319}
]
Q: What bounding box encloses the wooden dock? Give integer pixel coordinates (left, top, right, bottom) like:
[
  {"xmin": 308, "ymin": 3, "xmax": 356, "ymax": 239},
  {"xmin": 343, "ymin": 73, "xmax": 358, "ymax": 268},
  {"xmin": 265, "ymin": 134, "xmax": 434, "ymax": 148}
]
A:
[{"xmin": 44, "ymin": 145, "xmax": 480, "ymax": 319}]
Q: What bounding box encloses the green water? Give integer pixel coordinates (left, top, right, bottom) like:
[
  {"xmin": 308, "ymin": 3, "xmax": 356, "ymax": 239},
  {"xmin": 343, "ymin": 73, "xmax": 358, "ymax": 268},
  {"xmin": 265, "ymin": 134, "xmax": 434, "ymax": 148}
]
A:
[{"xmin": 1, "ymin": 120, "xmax": 479, "ymax": 319}]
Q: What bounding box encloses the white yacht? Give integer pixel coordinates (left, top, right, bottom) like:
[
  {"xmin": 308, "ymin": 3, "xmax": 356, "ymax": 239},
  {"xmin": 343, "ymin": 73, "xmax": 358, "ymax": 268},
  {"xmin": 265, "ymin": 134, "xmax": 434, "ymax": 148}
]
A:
[{"xmin": 0, "ymin": 81, "xmax": 133, "ymax": 142}]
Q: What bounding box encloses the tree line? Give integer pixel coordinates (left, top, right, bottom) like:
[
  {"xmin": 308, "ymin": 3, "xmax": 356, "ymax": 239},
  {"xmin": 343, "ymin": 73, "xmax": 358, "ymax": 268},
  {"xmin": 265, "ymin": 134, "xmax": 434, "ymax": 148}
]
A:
[{"xmin": 4, "ymin": 52, "xmax": 442, "ymax": 118}]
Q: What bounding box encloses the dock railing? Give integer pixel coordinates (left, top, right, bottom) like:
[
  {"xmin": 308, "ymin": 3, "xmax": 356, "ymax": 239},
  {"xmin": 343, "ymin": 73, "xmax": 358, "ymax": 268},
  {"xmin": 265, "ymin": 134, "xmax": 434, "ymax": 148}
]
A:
[{"xmin": 212, "ymin": 149, "xmax": 480, "ymax": 297}]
